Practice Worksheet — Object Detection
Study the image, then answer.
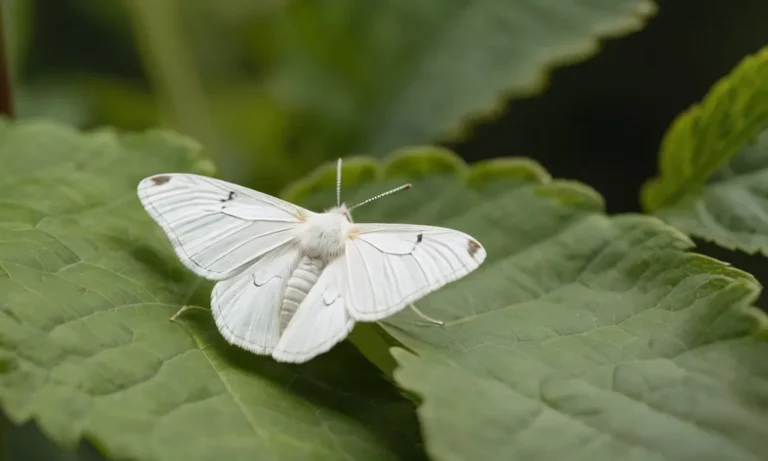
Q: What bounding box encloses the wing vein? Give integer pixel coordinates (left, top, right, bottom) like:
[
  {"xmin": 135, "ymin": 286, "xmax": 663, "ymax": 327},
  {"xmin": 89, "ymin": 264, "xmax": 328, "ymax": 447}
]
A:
[
  {"xmin": 355, "ymin": 242, "xmax": 379, "ymax": 314},
  {"xmin": 428, "ymin": 237, "xmax": 471, "ymax": 273},
  {"xmin": 206, "ymin": 226, "xmax": 295, "ymax": 266},
  {"xmin": 345, "ymin": 247, "xmax": 358, "ymax": 313}
]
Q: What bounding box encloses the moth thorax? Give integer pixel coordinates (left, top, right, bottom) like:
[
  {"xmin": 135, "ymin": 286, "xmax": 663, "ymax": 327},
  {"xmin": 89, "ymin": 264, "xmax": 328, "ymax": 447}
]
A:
[{"xmin": 297, "ymin": 212, "xmax": 348, "ymax": 260}]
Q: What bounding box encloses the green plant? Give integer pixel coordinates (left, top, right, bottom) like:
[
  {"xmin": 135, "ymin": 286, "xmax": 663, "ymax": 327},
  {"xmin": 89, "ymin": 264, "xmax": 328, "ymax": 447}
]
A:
[{"xmin": 2, "ymin": 2, "xmax": 768, "ymax": 461}]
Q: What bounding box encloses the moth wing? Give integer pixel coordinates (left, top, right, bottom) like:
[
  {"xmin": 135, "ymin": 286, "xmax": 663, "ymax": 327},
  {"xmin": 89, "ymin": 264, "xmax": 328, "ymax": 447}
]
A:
[
  {"xmin": 271, "ymin": 257, "xmax": 354, "ymax": 363},
  {"xmin": 211, "ymin": 243, "xmax": 303, "ymax": 354},
  {"xmin": 344, "ymin": 223, "xmax": 485, "ymax": 321},
  {"xmin": 138, "ymin": 173, "xmax": 310, "ymax": 280}
]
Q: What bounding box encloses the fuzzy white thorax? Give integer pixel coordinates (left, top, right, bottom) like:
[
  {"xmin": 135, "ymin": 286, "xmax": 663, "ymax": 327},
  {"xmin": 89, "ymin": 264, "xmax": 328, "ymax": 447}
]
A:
[
  {"xmin": 295, "ymin": 206, "xmax": 353, "ymax": 260},
  {"xmin": 293, "ymin": 157, "xmax": 409, "ymax": 262}
]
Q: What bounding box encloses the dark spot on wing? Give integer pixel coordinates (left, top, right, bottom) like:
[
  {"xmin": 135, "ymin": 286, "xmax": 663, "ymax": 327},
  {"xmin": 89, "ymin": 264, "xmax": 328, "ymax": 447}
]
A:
[
  {"xmin": 151, "ymin": 175, "xmax": 171, "ymax": 185},
  {"xmin": 416, "ymin": 233, "xmax": 423, "ymax": 243},
  {"xmin": 220, "ymin": 191, "xmax": 235, "ymax": 202},
  {"xmin": 467, "ymin": 239, "xmax": 481, "ymax": 257}
]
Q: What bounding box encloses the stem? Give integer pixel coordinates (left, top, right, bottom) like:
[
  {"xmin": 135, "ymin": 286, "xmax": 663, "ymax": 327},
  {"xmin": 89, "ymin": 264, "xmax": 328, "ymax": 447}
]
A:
[
  {"xmin": 127, "ymin": 0, "xmax": 218, "ymax": 153},
  {"xmin": 0, "ymin": 3, "xmax": 13, "ymax": 117}
]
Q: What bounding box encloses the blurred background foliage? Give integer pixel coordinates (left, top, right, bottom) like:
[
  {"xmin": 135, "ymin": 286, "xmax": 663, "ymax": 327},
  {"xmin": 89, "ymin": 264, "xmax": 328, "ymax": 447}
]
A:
[
  {"xmin": 2, "ymin": 0, "xmax": 764, "ymax": 203},
  {"xmin": 2, "ymin": 0, "xmax": 768, "ymax": 459},
  {"xmin": 8, "ymin": 0, "xmax": 662, "ymax": 194}
]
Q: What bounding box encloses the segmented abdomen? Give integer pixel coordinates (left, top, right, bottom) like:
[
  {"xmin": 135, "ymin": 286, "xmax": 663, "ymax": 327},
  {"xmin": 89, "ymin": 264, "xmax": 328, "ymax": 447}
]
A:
[{"xmin": 280, "ymin": 256, "xmax": 325, "ymax": 331}]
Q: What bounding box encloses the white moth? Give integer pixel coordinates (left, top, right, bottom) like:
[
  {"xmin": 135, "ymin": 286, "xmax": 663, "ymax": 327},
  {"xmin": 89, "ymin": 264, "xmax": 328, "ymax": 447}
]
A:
[{"xmin": 137, "ymin": 159, "xmax": 486, "ymax": 363}]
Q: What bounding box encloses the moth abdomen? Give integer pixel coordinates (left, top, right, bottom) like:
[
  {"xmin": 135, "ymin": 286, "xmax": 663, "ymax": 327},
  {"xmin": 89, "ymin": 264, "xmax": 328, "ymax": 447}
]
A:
[{"xmin": 280, "ymin": 256, "xmax": 325, "ymax": 332}]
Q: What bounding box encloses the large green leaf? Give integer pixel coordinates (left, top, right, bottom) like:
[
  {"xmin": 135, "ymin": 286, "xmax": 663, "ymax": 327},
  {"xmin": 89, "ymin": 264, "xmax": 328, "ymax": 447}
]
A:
[
  {"xmin": 642, "ymin": 46, "xmax": 768, "ymax": 256},
  {"xmin": 0, "ymin": 120, "xmax": 423, "ymax": 461},
  {"xmin": 287, "ymin": 150, "xmax": 768, "ymax": 461},
  {"xmin": 262, "ymin": 0, "xmax": 656, "ymax": 178}
]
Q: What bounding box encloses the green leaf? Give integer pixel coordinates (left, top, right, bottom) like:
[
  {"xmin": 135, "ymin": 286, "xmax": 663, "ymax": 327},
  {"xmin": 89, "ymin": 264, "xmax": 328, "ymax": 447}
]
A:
[
  {"xmin": 291, "ymin": 150, "xmax": 768, "ymax": 461},
  {"xmin": 654, "ymin": 128, "xmax": 768, "ymax": 256},
  {"xmin": 642, "ymin": 46, "xmax": 768, "ymax": 255},
  {"xmin": 264, "ymin": 0, "xmax": 657, "ymax": 163},
  {"xmin": 0, "ymin": 120, "xmax": 423, "ymax": 461}
]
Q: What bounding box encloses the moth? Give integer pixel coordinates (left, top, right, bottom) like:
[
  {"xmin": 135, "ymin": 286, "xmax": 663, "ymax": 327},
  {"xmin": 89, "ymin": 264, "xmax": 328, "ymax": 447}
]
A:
[{"xmin": 137, "ymin": 159, "xmax": 486, "ymax": 363}]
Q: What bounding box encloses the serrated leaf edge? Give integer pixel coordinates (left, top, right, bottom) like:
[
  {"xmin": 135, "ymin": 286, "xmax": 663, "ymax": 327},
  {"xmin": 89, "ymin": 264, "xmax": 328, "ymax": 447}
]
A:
[
  {"xmin": 642, "ymin": 45, "xmax": 768, "ymax": 211},
  {"xmin": 435, "ymin": 1, "xmax": 658, "ymax": 149},
  {"xmin": 280, "ymin": 147, "xmax": 556, "ymax": 204}
]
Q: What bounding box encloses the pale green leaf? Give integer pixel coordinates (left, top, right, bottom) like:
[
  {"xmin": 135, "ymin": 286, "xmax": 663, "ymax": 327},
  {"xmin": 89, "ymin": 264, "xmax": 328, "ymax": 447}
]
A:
[
  {"xmin": 642, "ymin": 46, "xmax": 768, "ymax": 255},
  {"xmin": 267, "ymin": 0, "xmax": 657, "ymax": 161},
  {"xmin": 654, "ymin": 128, "xmax": 768, "ymax": 256},
  {"xmin": 0, "ymin": 120, "xmax": 423, "ymax": 461},
  {"xmin": 290, "ymin": 149, "xmax": 768, "ymax": 461}
]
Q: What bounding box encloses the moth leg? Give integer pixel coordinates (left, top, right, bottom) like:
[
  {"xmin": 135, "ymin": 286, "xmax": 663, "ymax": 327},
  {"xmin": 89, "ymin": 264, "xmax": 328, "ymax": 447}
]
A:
[
  {"xmin": 408, "ymin": 303, "xmax": 444, "ymax": 326},
  {"xmin": 169, "ymin": 305, "xmax": 208, "ymax": 321}
]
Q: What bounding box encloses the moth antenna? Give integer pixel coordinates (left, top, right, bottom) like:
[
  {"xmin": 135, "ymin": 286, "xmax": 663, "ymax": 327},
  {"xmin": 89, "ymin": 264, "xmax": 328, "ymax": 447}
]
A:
[
  {"xmin": 336, "ymin": 158, "xmax": 342, "ymax": 207},
  {"xmin": 348, "ymin": 183, "xmax": 412, "ymax": 211}
]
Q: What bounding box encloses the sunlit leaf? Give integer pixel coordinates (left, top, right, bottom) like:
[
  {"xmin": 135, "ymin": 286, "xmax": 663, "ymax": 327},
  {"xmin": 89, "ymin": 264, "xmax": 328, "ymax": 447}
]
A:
[{"xmin": 642, "ymin": 46, "xmax": 768, "ymax": 256}]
